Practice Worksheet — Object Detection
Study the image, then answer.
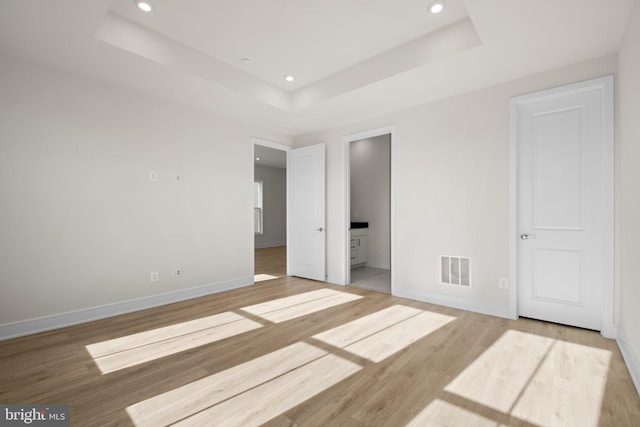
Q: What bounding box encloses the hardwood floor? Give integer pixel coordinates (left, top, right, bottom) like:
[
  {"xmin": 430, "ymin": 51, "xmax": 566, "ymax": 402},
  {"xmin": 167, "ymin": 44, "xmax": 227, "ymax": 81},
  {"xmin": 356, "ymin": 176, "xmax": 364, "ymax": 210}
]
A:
[
  {"xmin": 255, "ymin": 246, "xmax": 287, "ymax": 280},
  {"xmin": 1, "ymin": 277, "xmax": 639, "ymax": 426}
]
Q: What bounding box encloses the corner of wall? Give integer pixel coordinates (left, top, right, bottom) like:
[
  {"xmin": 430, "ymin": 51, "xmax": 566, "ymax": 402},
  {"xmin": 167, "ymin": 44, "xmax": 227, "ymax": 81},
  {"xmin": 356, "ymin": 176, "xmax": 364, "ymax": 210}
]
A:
[{"xmin": 617, "ymin": 327, "xmax": 640, "ymax": 396}]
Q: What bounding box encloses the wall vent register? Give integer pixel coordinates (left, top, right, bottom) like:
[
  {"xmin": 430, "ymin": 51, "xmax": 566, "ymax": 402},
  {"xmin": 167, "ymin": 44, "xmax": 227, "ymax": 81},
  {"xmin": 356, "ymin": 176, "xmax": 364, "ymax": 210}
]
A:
[{"xmin": 440, "ymin": 256, "xmax": 471, "ymax": 287}]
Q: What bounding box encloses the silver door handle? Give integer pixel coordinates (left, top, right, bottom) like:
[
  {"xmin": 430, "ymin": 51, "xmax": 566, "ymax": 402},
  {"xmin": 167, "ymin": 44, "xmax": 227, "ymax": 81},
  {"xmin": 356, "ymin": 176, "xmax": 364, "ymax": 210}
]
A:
[
  {"xmin": 316, "ymin": 227, "xmax": 324, "ymax": 232},
  {"xmin": 520, "ymin": 234, "xmax": 536, "ymax": 240}
]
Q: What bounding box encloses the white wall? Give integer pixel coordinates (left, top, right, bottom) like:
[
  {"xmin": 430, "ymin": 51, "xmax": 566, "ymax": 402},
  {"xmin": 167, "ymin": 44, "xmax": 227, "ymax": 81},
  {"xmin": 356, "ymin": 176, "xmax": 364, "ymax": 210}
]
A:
[
  {"xmin": 0, "ymin": 48, "xmax": 628, "ymax": 347},
  {"xmin": 350, "ymin": 135, "xmax": 390, "ymax": 269},
  {"xmin": 618, "ymin": 0, "xmax": 640, "ymax": 390},
  {"xmin": 254, "ymin": 165, "xmax": 286, "ymax": 249},
  {"xmin": 295, "ymin": 55, "xmax": 617, "ymax": 317},
  {"xmin": 0, "ymin": 55, "xmax": 290, "ymax": 333}
]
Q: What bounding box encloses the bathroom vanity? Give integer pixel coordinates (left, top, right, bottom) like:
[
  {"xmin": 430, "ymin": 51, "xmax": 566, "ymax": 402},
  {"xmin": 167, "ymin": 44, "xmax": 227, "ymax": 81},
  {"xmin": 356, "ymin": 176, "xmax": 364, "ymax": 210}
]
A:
[{"xmin": 350, "ymin": 222, "xmax": 368, "ymax": 266}]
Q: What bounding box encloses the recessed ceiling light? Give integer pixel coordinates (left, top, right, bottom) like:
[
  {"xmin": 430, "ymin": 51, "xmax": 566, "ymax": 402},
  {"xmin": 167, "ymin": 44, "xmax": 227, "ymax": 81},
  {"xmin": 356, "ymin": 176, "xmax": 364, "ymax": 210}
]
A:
[
  {"xmin": 134, "ymin": 0, "xmax": 153, "ymax": 12},
  {"xmin": 285, "ymin": 75, "xmax": 295, "ymax": 82},
  {"xmin": 429, "ymin": 0, "xmax": 445, "ymax": 14},
  {"xmin": 256, "ymin": 157, "xmax": 261, "ymax": 161}
]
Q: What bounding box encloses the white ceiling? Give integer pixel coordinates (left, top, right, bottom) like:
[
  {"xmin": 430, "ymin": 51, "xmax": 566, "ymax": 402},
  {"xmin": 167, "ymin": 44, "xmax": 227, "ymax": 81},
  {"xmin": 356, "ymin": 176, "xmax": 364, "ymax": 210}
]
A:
[
  {"xmin": 255, "ymin": 145, "xmax": 287, "ymax": 169},
  {"xmin": 0, "ymin": 0, "xmax": 635, "ymax": 137},
  {"xmin": 109, "ymin": 0, "xmax": 470, "ymax": 91}
]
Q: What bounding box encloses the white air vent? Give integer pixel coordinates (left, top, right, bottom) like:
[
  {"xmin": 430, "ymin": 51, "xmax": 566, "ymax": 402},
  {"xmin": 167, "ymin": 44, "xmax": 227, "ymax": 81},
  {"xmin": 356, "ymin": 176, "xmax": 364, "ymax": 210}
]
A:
[{"xmin": 440, "ymin": 256, "xmax": 471, "ymax": 287}]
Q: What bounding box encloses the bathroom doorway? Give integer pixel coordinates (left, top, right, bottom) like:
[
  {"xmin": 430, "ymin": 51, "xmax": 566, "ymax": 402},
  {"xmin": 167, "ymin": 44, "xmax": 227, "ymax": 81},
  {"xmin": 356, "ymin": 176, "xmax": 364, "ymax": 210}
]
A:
[{"xmin": 344, "ymin": 127, "xmax": 394, "ymax": 293}]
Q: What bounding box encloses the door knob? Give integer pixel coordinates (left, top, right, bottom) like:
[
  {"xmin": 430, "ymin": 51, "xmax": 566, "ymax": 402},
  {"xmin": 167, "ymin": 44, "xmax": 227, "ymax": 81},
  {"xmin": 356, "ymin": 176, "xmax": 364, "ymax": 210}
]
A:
[{"xmin": 520, "ymin": 233, "xmax": 536, "ymax": 240}]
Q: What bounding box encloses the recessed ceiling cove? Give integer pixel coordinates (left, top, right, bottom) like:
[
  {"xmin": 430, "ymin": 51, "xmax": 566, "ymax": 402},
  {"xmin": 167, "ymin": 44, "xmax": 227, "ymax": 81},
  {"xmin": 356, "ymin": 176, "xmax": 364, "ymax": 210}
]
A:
[
  {"xmin": 99, "ymin": 0, "xmax": 479, "ymax": 111},
  {"xmin": 3, "ymin": 0, "xmax": 631, "ymax": 136}
]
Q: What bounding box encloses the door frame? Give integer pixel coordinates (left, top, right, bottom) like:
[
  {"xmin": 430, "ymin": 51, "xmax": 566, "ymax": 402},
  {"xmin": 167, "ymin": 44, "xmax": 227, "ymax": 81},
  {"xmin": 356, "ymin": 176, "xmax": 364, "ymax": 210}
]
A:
[
  {"xmin": 508, "ymin": 75, "xmax": 615, "ymax": 337},
  {"xmin": 250, "ymin": 137, "xmax": 291, "ymax": 281},
  {"xmin": 343, "ymin": 125, "xmax": 396, "ymax": 292}
]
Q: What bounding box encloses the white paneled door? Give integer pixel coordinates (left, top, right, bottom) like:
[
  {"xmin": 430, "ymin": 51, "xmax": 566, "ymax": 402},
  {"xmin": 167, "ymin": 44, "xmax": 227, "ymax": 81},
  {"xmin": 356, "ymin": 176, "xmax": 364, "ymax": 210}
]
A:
[
  {"xmin": 288, "ymin": 144, "xmax": 325, "ymax": 281},
  {"xmin": 513, "ymin": 76, "xmax": 613, "ymax": 330}
]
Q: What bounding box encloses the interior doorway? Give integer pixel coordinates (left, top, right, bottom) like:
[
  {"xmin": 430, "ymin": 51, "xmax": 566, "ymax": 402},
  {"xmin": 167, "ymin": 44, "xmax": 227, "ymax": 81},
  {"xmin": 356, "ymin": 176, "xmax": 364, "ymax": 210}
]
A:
[
  {"xmin": 251, "ymin": 138, "xmax": 289, "ymax": 283},
  {"xmin": 344, "ymin": 127, "xmax": 394, "ymax": 293}
]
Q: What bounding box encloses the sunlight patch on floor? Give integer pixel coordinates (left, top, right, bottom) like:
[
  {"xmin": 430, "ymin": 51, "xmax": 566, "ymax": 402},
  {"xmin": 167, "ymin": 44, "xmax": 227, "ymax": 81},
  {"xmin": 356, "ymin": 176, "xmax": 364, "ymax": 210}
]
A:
[
  {"xmin": 313, "ymin": 305, "xmax": 456, "ymax": 362},
  {"xmin": 240, "ymin": 288, "xmax": 362, "ymax": 323},
  {"xmin": 407, "ymin": 398, "xmax": 498, "ymax": 427},
  {"xmin": 511, "ymin": 340, "xmax": 611, "ymax": 426},
  {"xmin": 127, "ymin": 341, "xmax": 361, "ymax": 427},
  {"xmin": 86, "ymin": 312, "xmax": 262, "ymax": 374},
  {"xmin": 445, "ymin": 330, "xmax": 554, "ymax": 413},
  {"xmin": 441, "ymin": 329, "xmax": 612, "ymax": 426},
  {"xmin": 254, "ymin": 274, "xmax": 279, "ymax": 282}
]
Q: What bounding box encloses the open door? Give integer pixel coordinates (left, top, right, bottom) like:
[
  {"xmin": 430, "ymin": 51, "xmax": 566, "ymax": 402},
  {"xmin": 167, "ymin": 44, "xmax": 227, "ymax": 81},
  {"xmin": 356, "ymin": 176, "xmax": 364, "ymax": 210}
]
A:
[{"xmin": 288, "ymin": 144, "xmax": 325, "ymax": 281}]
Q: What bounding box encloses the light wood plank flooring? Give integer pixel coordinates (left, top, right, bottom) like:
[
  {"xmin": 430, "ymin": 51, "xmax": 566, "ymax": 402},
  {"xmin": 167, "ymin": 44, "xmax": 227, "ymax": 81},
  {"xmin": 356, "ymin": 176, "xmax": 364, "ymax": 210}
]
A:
[
  {"xmin": 255, "ymin": 246, "xmax": 287, "ymax": 281},
  {"xmin": 1, "ymin": 277, "xmax": 639, "ymax": 426}
]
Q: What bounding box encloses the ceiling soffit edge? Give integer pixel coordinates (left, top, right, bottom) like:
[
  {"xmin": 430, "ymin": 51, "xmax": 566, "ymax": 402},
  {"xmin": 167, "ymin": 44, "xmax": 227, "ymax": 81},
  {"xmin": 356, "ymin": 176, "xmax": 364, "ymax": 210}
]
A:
[{"xmin": 95, "ymin": 12, "xmax": 480, "ymax": 113}]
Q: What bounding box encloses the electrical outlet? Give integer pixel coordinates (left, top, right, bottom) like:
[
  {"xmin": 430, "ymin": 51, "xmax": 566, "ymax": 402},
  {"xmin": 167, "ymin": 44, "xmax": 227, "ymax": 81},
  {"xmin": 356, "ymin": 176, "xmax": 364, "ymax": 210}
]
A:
[
  {"xmin": 149, "ymin": 171, "xmax": 158, "ymax": 182},
  {"xmin": 172, "ymin": 268, "xmax": 182, "ymax": 278},
  {"xmin": 175, "ymin": 173, "xmax": 181, "ymax": 182},
  {"xmin": 150, "ymin": 271, "xmax": 159, "ymax": 282},
  {"xmin": 499, "ymin": 278, "xmax": 509, "ymax": 289}
]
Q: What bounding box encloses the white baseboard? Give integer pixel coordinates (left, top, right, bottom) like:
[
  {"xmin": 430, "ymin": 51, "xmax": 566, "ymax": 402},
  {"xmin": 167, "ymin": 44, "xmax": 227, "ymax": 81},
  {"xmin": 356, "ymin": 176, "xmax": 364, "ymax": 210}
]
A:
[
  {"xmin": 601, "ymin": 323, "xmax": 618, "ymax": 340},
  {"xmin": 0, "ymin": 276, "xmax": 252, "ymax": 341},
  {"xmin": 255, "ymin": 241, "xmax": 286, "ymax": 249},
  {"xmin": 393, "ymin": 289, "xmax": 511, "ymax": 319},
  {"xmin": 326, "ymin": 275, "xmax": 345, "ymax": 286},
  {"xmin": 617, "ymin": 327, "xmax": 640, "ymax": 396}
]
